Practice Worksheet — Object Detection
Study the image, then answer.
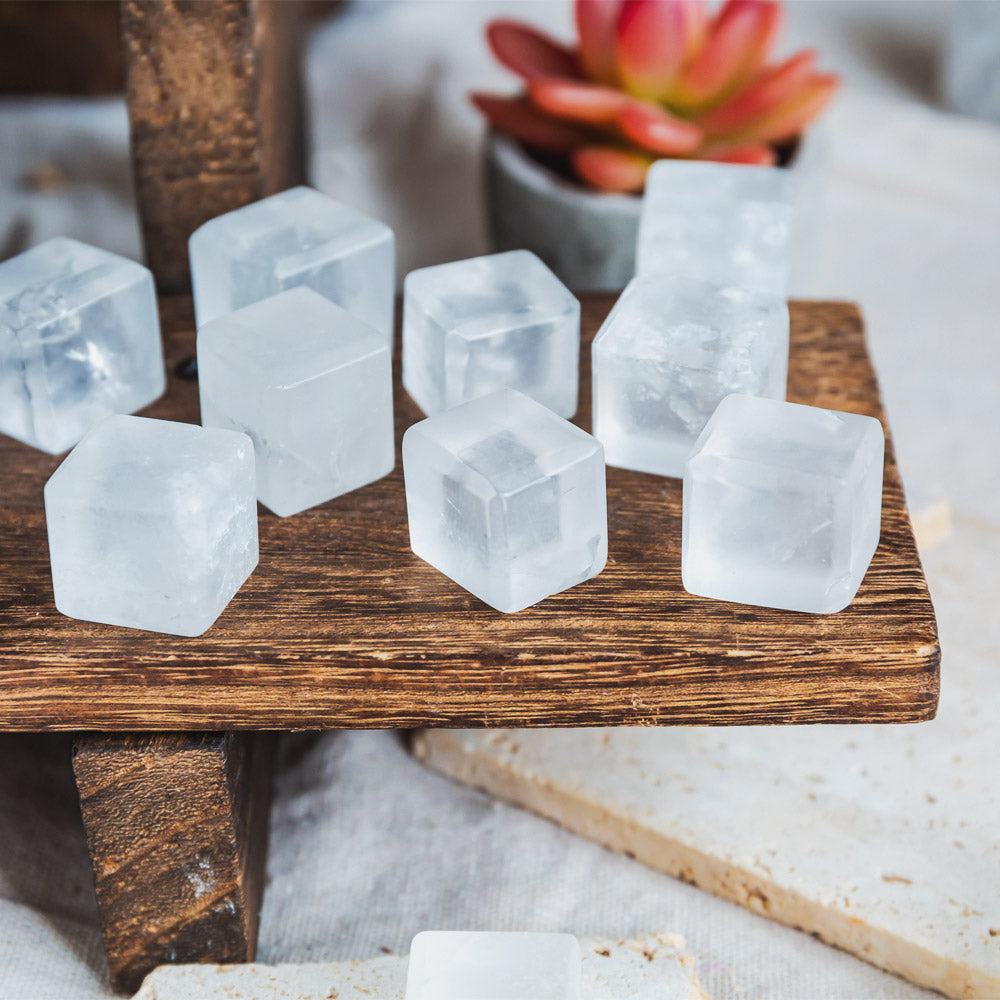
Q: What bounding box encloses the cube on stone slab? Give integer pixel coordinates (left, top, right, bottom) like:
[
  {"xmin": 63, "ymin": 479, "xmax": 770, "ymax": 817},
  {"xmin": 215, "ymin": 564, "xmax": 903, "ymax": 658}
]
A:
[
  {"xmin": 0, "ymin": 237, "xmax": 165, "ymax": 454},
  {"xmin": 197, "ymin": 287, "xmax": 394, "ymax": 517},
  {"xmin": 592, "ymin": 276, "xmax": 788, "ymax": 478},
  {"xmin": 636, "ymin": 160, "xmax": 796, "ymax": 296},
  {"xmin": 683, "ymin": 394, "xmax": 885, "ymax": 614},
  {"xmin": 402, "ymin": 250, "xmax": 579, "ymax": 418},
  {"xmin": 403, "ymin": 389, "xmax": 606, "ymax": 613},
  {"xmin": 189, "ymin": 185, "xmax": 395, "ymax": 341},
  {"xmin": 45, "ymin": 415, "xmax": 258, "ymax": 636},
  {"xmin": 405, "ymin": 931, "xmax": 582, "ymax": 1000}
]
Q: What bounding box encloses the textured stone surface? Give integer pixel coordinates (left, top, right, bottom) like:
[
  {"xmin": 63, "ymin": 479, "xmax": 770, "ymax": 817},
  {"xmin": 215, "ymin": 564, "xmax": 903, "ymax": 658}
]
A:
[
  {"xmin": 636, "ymin": 160, "xmax": 796, "ymax": 296},
  {"xmin": 0, "ymin": 237, "xmax": 164, "ymax": 454},
  {"xmin": 402, "ymin": 250, "xmax": 579, "ymax": 418},
  {"xmin": 132, "ymin": 933, "xmax": 708, "ymax": 1000},
  {"xmin": 189, "ymin": 186, "xmax": 394, "ymax": 340},
  {"xmin": 44, "ymin": 414, "xmax": 258, "ymax": 636},
  {"xmin": 592, "ymin": 277, "xmax": 788, "ymax": 478},
  {"xmin": 198, "ymin": 287, "xmax": 394, "ymax": 517},
  {"xmin": 402, "ymin": 389, "xmax": 606, "ymax": 613},
  {"xmin": 683, "ymin": 394, "xmax": 884, "ymax": 613}
]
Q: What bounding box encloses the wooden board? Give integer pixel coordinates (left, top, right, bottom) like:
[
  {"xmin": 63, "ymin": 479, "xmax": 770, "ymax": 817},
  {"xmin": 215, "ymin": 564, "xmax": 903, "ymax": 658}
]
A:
[
  {"xmin": 0, "ymin": 295, "xmax": 939, "ymax": 731},
  {"xmin": 132, "ymin": 933, "xmax": 708, "ymax": 1000},
  {"xmin": 73, "ymin": 731, "xmax": 276, "ymax": 994},
  {"xmin": 121, "ymin": 0, "xmax": 305, "ymax": 293}
]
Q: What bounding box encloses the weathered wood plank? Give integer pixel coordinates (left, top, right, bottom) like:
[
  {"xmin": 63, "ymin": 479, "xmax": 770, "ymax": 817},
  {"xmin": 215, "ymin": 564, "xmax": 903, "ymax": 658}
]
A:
[
  {"xmin": 0, "ymin": 296, "xmax": 939, "ymax": 730},
  {"xmin": 120, "ymin": 0, "xmax": 305, "ymax": 292},
  {"xmin": 72, "ymin": 732, "xmax": 276, "ymax": 994}
]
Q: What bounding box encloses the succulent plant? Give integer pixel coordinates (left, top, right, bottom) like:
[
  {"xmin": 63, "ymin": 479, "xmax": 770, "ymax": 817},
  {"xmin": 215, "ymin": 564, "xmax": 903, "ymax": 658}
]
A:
[{"xmin": 472, "ymin": 0, "xmax": 839, "ymax": 192}]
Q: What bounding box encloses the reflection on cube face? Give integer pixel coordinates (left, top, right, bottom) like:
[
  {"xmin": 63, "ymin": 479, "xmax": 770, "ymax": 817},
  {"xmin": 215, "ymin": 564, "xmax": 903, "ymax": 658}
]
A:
[
  {"xmin": 592, "ymin": 276, "xmax": 789, "ymax": 479},
  {"xmin": 0, "ymin": 237, "xmax": 164, "ymax": 454},
  {"xmin": 402, "ymin": 250, "xmax": 580, "ymax": 419},
  {"xmin": 197, "ymin": 287, "xmax": 394, "ymax": 518},
  {"xmin": 189, "ymin": 185, "xmax": 395, "ymax": 342},
  {"xmin": 682, "ymin": 394, "xmax": 885, "ymax": 614},
  {"xmin": 637, "ymin": 159, "xmax": 796, "ymax": 296},
  {"xmin": 403, "ymin": 389, "xmax": 606, "ymax": 613},
  {"xmin": 44, "ymin": 415, "xmax": 258, "ymax": 636},
  {"xmin": 404, "ymin": 931, "xmax": 583, "ymax": 1000}
]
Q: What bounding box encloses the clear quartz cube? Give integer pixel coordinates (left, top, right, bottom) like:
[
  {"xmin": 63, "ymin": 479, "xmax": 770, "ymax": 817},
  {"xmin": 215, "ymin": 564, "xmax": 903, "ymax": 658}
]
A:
[
  {"xmin": 402, "ymin": 250, "xmax": 580, "ymax": 418},
  {"xmin": 0, "ymin": 237, "xmax": 165, "ymax": 454},
  {"xmin": 636, "ymin": 160, "xmax": 796, "ymax": 296},
  {"xmin": 402, "ymin": 389, "xmax": 607, "ymax": 613},
  {"xmin": 44, "ymin": 415, "xmax": 258, "ymax": 636},
  {"xmin": 592, "ymin": 276, "xmax": 789, "ymax": 478},
  {"xmin": 189, "ymin": 186, "xmax": 395, "ymax": 341},
  {"xmin": 683, "ymin": 394, "xmax": 885, "ymax": 614},
  {"xmin": 197, "ymin": 287, "xmax": 394, "ymax": 517},
  {"xmin": 405, "ymin": 931, "xmax": 582, "ymax": 1000}
]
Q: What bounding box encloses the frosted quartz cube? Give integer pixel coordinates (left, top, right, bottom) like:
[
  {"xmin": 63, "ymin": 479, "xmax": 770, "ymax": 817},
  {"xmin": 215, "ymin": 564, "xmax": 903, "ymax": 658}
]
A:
[
  {"xmin": 683, "ymin": 394, "xmax": 885, "ymax": 614},
  {"xmin": 405, "ymin": 931, "xmax": 582, "ymax": 1000},
  {"xmin": 45, "ymin": 415, "xmax": 258, "ymax": 636},
  {"xmin": 592, "ymin": 276, "xmax": 788, "ymax": 478},
  {"xmin": 636, "ymin": 160, "xmax": 796, "ymax": 296},
  {"xmin": 0, "ymin": 237, "xmax": 165, "ymax": 454},
  {"xmin": 403, "ymin": 389, "xmax": 607, "ymax": 613},
  {"xmin": 402, "ymin": 250, "xmax": 580, "ymax": 418},
  {"xmin": 189, "ymin": 186, "xmax": 395, "ymax": 341},
  {"xmin": 198, "ymin": 287, "xmax": 394, "ymax": 517}
]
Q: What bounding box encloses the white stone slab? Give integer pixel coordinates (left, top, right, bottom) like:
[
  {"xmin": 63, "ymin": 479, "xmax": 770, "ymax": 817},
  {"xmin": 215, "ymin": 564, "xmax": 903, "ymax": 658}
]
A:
[
  {"xmin": 414, "ymin": 719, "xmax": 1000, "ymax": 999},
  {"xmin": 133, "ymin": 933, "xmax": 707, "ymax": 1000}
]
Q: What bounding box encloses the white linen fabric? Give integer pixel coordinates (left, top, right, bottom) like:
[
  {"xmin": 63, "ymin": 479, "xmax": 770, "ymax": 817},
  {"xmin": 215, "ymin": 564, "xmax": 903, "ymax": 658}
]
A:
[{"xmin": 1, "ymin": 2, "xmax": 998, "ymax": 998}]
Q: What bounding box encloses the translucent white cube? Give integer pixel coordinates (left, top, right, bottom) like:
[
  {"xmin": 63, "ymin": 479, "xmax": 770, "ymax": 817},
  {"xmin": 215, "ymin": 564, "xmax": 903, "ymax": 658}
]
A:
[
  {"xmin": 636, "ymin": 160, "xmax": 796, "ymax": 296},
  {"xmin": 592, "ymin": 276, "xmax": 788, "ymax": 478},
  {"xmin": 198, "ymin": 287, "xmax": 394, "ymax": 517},
  {"xmin": 189, "ymin": 186, "xmax": 395, "ymax": 341},
  {"xmin": 0, "ymin": 237, "xmax": 165, "ymax": 454},
  {"xmin": 683, "ymin": 394, "xmax": 885, "ymax": 614},
  {"xmin": 405, "ymin": 931, "xmax": 582, "ymax": 1000},
  {"xmin": 402, "ymin": 250, "xmax": 579, "ymax": 418},
  {"xmin": 45, "ymin": 415, "xmax": 258, "ymax": 636},
  {"xmin": 403, "ymin": 389, "xmax": 606, "ymax": 613}
]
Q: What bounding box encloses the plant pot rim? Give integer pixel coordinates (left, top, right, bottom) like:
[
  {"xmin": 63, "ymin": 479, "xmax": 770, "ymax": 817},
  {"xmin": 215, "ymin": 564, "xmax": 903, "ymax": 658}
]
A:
[
  {"xmin": 486, "ymin": 132, "xmax": 642, "ymax": 215},
  {"xmin": 487, "ymin": 130, "xmax": 806, "ymax": 211}
]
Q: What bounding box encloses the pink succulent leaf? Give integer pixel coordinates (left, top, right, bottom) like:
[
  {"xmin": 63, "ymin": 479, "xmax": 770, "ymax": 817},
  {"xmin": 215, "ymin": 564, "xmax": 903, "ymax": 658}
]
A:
[
  {"xmin": 576, "ymin": 0, "xmax": 625, "ymax": 84},
  {"xmin": 721, "ymin": 71, "xmax": 839, "ymax": 144},
  {"xmin": 571, "ymin": 145, "xmax": 652, "ymax": 191},
  {"xmin": 470, "ymin": 92, "xmax": 592, "ymax": 152},
  {"xmin": 673, "ymin": 0, "xmax": 783, "ymax": 108},
  {"xmin": 529, "ymin": 78, "xmax": 632, "ymax": 126},
  {"xmin": 698, "ymin": 49, "xmax": 816, "ymax": 136},
  {"xmin": 619, "ymin": 100, "xmax": 703, "ymax": 154},
  {"xmin": 486, "ymin": 20, "xmax": 582, "ymax": 81},
  {"xmin": 615, "ymin": 0, "xmax": 705, "ymax": 101},
  {"xmin": 697, "ymin": 141, "xmax": 777, "ymax": 164}
]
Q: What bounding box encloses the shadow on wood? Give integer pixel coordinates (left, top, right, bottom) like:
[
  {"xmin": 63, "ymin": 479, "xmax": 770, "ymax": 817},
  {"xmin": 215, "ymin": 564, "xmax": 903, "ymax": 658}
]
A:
[{"xmin": 72, "ymin": 732, "xmax": 276, "ymax": 994}]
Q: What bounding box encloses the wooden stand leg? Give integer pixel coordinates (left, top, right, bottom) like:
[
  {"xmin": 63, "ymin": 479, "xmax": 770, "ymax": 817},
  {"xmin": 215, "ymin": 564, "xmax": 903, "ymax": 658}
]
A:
[
  {"xmin": 120, "ymin": 0, "xmax": 306, "ymax": 293},
  {"xmin": 72, "ymin": 732, "xmax": 276, "ymax": 994}
]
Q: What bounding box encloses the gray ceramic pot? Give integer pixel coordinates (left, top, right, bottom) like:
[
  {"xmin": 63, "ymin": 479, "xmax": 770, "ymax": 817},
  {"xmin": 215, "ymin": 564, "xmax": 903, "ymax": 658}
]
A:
[
  {"xmin": 484, "ymin": 133, "xmax": 641, "ymax": 293},
  {"xmin": 483, "ymin": 131, "xmax": 822, "ymax": 295}
]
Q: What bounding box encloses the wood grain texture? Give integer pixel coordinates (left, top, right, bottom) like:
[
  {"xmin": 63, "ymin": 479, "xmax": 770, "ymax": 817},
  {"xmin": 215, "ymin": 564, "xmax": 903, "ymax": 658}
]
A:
[
  {"xmin": 0, "ymin": 295, "xmax": 939, "ymax": 730},
  {"xmin": 72, "ymin": 731, "xmax": 276, "ymax": 994},
  {"xmin": 120, "ymin": 0, "xmax": 305, "ymax": 293}
]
